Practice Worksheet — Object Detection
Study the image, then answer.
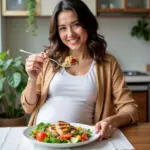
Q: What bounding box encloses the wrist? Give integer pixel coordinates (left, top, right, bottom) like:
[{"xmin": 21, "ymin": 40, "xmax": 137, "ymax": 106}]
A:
[
  {"xmin": 103, "ymin": 116, "xmax": 118, "ymax": 128},
  {"xmin": 104, "ymin": 112, "xmax": 131, "ymax": 128},
  {"xmin": 28, "ymin": 77, "xmax": 37, "ymax": 83}
]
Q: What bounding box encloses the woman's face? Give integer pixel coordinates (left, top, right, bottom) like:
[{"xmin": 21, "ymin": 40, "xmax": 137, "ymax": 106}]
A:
[{"xmin": 57, "ymin": 10, "xmax": 88, "ymax": 51}]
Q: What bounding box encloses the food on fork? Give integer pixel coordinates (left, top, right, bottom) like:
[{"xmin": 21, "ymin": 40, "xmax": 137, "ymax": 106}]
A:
[
  {"xmin": 29, "ymin": 121, "xmax": 92, "ymax": 143},
  {"xmin": 62, "ymin": 56, "xmax": 79, "ymax": 67}
]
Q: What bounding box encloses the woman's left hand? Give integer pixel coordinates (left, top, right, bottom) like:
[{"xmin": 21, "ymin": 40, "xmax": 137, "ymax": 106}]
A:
[{"xmin": 95, "ymin": 120, "xmax": 116, "ymax": 141}]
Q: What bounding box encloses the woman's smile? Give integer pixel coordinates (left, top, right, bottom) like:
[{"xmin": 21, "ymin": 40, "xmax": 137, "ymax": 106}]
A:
[{"xmin": 68, "ymin": 38, "xmax": 80, "ymax": 45}]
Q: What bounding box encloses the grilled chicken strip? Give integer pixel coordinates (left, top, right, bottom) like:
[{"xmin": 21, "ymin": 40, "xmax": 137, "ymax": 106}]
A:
[
  {"xmin": 56, "ymin": 121, "xmax": 71, "ymax": 136},
  {"xmin": 48, "ymin": 125, "xmax": 59, "ymax": 137},
  {"xmin": 70, "ymin": 125, "xmax": 78, "ymax": 134}
]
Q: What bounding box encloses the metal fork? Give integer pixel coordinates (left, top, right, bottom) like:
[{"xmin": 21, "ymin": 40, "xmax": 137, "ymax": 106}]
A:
[{"xmin": 20, "ymin": 49, "xmax": 72, "ymax": 67}]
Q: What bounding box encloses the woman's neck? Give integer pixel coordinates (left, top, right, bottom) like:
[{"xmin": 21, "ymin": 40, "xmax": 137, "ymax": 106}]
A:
[{"xmin": 69, "ymin": 47, "xmax": 90, "ymax": 61}]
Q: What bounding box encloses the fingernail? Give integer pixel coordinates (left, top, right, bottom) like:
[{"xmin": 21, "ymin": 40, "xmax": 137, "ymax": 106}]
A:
[{"xmin": 95, "ymin": 129, "xmax": 99, "ymax": 134}]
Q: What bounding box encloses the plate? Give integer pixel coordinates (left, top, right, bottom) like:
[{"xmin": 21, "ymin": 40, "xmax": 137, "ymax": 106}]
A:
[{"xmin": 23, "ymin": 122, "xmax": 101, "ymax": 148}]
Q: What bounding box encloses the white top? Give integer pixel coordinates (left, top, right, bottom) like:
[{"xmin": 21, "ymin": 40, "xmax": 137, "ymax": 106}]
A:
[{"xmin": 36, "ymin": 61, "xmax": 98, "ymax": 125}]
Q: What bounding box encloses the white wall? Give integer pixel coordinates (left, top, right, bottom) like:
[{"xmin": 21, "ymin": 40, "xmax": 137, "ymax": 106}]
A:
[
  {"xmin": 5, "ymin": 17, "xmax": 150, "ymax": 71},
  {"xmin": 96, "ymin": 17, "xmax": 150, "ymax": 71}
]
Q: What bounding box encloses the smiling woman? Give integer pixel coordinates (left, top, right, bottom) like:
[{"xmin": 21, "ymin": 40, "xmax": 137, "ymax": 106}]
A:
[{"xmin": 21, "ymin": 0, "xmax": 138, "ymax": 141}]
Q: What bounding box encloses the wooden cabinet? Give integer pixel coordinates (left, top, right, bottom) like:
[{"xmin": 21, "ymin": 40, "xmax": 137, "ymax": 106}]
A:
[
  {"xmin": 2, "ymin": 0, "xmax": 40, "ymax": 16},
  {"xmin": 132, "ymin": 91, "xmax": 148, "ymax": 122},
  {"xmin": 40, "ymin": 0, "xmax": 96, "ymax": 16},
  {"xmin": 97, "ymin": 0, "xmax": 150, "ymax": 13}
]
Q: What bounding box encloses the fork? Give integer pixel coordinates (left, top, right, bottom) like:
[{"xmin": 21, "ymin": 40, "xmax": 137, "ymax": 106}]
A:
[{"xmin": 20, "ymin": 49, "xmax": 72, "ymax": 67}]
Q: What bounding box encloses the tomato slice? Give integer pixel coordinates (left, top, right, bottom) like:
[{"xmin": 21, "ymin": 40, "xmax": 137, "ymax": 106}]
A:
[
  {"xmin": 81, "ymin": 133, "xmax": 88, "ymax": 141},
  {"xmin": 36, "ymin": 132, "xmax": 48, "ymax": 142},
  {"xmin": 61, "ymin": 133, "xmax": 72, "ymax": 140}
]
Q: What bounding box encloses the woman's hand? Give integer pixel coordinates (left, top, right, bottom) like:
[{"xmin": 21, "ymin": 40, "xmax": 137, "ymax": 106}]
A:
[
  {"xmin": 95, "ymin": 120, "xmax": 116, "ymax": 141},
  {"xmin": 25, "ymin": 52, "xmax": 48, "ymax": 81}
]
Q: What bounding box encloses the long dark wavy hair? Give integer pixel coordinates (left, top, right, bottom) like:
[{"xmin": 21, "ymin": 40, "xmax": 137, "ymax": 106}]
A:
[{"xmin": 45, "ymin": 0, "xmax": 107, "ymax": 69}]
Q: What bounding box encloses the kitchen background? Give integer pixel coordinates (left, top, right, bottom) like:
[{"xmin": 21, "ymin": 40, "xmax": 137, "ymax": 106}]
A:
[{"xmin": 0, "ymin": 0, "xmax": 150, "ymax": 72}]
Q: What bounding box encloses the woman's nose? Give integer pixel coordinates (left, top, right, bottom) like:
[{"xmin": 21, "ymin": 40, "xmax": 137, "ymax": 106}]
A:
[{"xmin": 67, "ymin": 28, "xmax": 75, "ymax": 37}]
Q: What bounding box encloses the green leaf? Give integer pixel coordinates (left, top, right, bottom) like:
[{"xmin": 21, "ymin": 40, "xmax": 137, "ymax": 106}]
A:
[
  {"xmin": 14, "ymin": 107, "xmax": 24, "ymax": 118},
  {"xmin": 0, "ymin": 92, "xmax": 7, "ymax": 99},
  {"xmin": 0, "ymin": 52, "xmax": 7, "ymax": 60},
  {"xmin": 0, "ymin": 77, "xmax": 6, "ymax": 91},
  {"xmin": 8, "ymin": 93, "xmax": 16, "ymax": 102},
  {"xmin": 16, "ymin": 81, "xmax": 27, "ymax": 95},
  {"xmin": 14, "ymin": 56, "xmax": 22, "ymax": 61},
  {"xmin": 144, "ymin": 33, "xmax": 150, "ymax": 41},
  {"xmin": 143, "ymin": 22, "xmax": 148, "ymax": 28},
  {"xmin": 7, "ymin": 72, "xmax": 21, "ymax": 88},
  {"xmin": 0, "ymin": 60, "xmax": 4, "ymax": 66},
  {"xmin": 131, "ymin": 26, "xmax": 138, "ymax": 36},
  {"xmin": 2, "ymin": 59, "xmax": 13, "ymax": 71},
  {"xmin": 138, "ymin": 20, "xmax": 142, "ymax": 27},
  {"xmin": 12, "ymin": 56, "xmax": 22, "ymax": 67},
  {"xmin": 7, "ymin": 105, "xmax": 13, "ymax": 116}
]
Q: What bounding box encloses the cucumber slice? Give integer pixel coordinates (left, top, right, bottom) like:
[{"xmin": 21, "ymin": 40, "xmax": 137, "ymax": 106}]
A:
[{"xmin": 71, "ymin": 137, "xmax": 79, "ymax": 143}]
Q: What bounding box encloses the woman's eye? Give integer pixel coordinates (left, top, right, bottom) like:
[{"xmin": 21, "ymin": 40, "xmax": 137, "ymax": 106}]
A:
[
  {"xmin": 59, "ymin": 27, "xmax": 66, "ymax": 31},
  {"xmin": 73, "ymin": 23, "xmax": 80, "ymax": 27}
]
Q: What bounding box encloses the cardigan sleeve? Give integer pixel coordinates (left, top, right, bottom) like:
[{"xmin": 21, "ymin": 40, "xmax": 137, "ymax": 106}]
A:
[
  {"xmin": 111, "ymin": 56, "xmax": 139, "ymax": 124},
  {"xmin": 21, "ymin": 72, "xmax": 42, "ymax": 114}
]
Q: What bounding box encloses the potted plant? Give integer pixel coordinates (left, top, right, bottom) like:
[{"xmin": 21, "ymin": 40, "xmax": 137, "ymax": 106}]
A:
[
  {"xmin": 131, "ymin": 17, "xmax": 150, "ymax": 41},
  {"xmin": 0, "ymin": 51, "xmax": 28, "ymax": 127}
]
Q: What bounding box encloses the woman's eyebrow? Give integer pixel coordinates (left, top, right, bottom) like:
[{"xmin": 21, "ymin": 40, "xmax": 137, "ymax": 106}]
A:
[
  {"xmin": 58, "ymin": 20, "xmax": 79, "ymax": 27},
  {"xmin": 71, "ymin": 20, "xmax": 79, "ymax": 24}
]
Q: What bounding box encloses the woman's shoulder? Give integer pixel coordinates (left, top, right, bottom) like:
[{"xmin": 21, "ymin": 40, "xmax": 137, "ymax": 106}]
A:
[{"xmin": 104, "ymin": 51, "xmax": 118, "ymax": 62}]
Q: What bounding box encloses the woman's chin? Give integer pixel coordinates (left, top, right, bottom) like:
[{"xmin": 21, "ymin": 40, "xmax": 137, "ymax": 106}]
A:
[{"xmin": 68, "ymin": 45, "xmax": 81, "ymax": 51}]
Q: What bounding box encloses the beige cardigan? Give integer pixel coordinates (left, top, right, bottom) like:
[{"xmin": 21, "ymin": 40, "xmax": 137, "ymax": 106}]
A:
[{"xmin": 21, "ymin": 53, "xmax": 139, "ymax": 126}]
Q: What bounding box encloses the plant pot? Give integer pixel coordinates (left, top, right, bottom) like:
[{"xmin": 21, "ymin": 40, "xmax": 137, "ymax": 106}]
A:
[{"xmin": 0, "ymin": 115, "xmax": 27, "ymax": 127}]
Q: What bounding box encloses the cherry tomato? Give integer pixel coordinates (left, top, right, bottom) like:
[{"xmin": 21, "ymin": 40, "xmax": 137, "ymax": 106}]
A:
[
  {"xmin": 71, "ymin": 58, "xmax": 77, "ymax": 64},
  {"xmin": 36, "ymin": 132, "xmax": 48, "ymax": 142},
  {"xmin": 81, "ymin": 133, "xmax": 88, "ymax": 141}
]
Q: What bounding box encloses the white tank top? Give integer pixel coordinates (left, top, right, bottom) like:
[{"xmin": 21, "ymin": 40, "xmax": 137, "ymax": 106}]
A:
[{"xmin": 36, "ymin": 61, "xmax": 98, "ymax": 125}]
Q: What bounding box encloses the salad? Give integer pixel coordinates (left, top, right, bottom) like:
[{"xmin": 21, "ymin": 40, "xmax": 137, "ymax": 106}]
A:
[
  {"xmin": 29, "ymin": 121, "xmax": 92, "ymax": 144},
  {"xmin": 62, "ymin": 56, "xmax": 79, "ymax": 67}
]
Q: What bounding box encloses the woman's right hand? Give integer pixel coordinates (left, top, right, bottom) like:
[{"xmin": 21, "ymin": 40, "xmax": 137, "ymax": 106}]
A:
[{"xmin": 25, "ymin": 52, "xmax": 48, "ymax": 81}]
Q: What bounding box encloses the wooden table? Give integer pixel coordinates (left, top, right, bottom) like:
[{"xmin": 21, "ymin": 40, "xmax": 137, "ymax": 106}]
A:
[{"xmin": 121, "ymin": 123, "xmax": 150, "ymax": 150}]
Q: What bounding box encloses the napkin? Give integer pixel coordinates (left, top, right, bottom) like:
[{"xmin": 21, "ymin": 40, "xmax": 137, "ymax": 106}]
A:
[{"xmin": 110, "ymin": 129, "xmax": 135, "ymax": 150}]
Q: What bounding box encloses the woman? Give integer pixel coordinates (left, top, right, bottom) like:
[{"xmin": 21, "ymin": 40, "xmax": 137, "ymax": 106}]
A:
[{"xmin": 21, "ymin": 0, "xmax": 138, "ymax": 140}]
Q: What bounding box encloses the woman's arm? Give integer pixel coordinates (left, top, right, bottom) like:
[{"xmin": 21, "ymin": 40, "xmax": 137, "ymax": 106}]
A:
[
  {"xmin": 21, "ymin": 79, "xmax": 39, "ymax": 114},
  {"xmin": 96, "ymin": 55, "xmax": 139, "ymax": 140},
  {"xmin": 110, "ymin": 56, "xmax": 139, "ymax": 124},
  {"xmin": 21, "ymin": 53, "xmax": 46, "ymax": 114},
  {"xmin": 24, "ymin": 79, "xmax": 38, "ymax": 104},
  {"xmin": 103, "ymin": 111, "xmax": 132, "ymax": 128}
]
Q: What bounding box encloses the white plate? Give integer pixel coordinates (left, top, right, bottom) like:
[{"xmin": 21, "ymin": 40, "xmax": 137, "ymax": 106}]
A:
[{"xmin": 23, "ymin": 123, "xmax": 101, "ymax": 148}]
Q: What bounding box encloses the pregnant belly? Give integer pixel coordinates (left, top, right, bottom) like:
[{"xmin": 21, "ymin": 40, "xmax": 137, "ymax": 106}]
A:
[{"xmin": 36, "ymin": 97, "xmax": 94, "ymax": 125}]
